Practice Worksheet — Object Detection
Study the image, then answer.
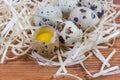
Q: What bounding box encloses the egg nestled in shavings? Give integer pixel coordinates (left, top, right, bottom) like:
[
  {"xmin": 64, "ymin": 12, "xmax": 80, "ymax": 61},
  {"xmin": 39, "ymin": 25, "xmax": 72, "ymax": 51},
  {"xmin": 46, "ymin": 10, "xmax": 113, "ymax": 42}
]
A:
[
  {"xmin": 69, "ymin": 6, "xmax": 100, "ymax": 30},
  {"xmin": 57, "ymin": 0, "xmax": 79, "ymax": 13},
  {"xmin": 90, "ymin": 0, "xmax": 104, "ymax": 18},
  {"xmin": 79, "ymin": 0, "xmax": 104, "ymax": 18},
  {"xmin": 57, "ymin": 21, "xmax": 83, "ymax": 47},
  {"xmin": 33, "ymin": 4, "xmax": 62, "ymax": 27},
  {"xmin": 31, "ymin": 26, "xmax": 59, "ymax": 59}
]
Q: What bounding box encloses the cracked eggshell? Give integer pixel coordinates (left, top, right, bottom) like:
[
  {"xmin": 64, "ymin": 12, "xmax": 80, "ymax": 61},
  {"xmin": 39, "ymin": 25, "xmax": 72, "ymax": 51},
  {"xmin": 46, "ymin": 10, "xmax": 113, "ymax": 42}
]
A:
[
  {"xmin": 34, "ymin": 4, "xmax": 62, "ymax": 26},
  {"xmin": 79, "ymin": 0, "xmax": 104, "ymax": 18},
  {"xmin": 57, "ymin": 0, "xmax": 79, "ymax": 13},
  {"xmin": 31, "ymin": 26, "xmax": 59, "ymax": 59},
  {"xmin": 57, "ymin": 21, "xmax": 83, "ymax": 46},
  {"xmin": 69, "ymin": 7, "xmax": 100, "ymax": 30}
]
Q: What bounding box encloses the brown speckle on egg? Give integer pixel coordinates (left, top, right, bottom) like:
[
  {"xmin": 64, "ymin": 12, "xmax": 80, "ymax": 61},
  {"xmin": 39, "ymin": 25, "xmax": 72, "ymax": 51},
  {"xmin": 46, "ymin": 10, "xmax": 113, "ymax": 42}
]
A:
[
  {"xmin": 72, "ymin": 42, "xmax": 75, "ymax": 45},
  {"xmin": 42, "ymin": 50, "xmax": 44, "ymax": 53},
  {"xmin": 58, "ymin": 23, "xmax": 65, "ymax": 32},
  {"xmin": 79, "ymin": 0, "xmax": 81, "ymax": 2},
  {"xmin": 54, "ymin": 46, "xmax": 59, "ymax": 52},
  {"xmin": 65, "ymin": 27, "xmax": 73, "ymax": 34},
  {"xmin": 33, "ymin": 50, "xmax": 37, "ymax": 52},
  {"xmin": 45, "ymin": 45, "xmax": 48, "ymax": 49},
  {"xmin": 50, "ymin": 52, "xmax": 53, "ymax": 54},
  {"xmin": 66, "ymin": 36, "xmax": 70, "ymax": 39},
  {"xmin": 74, "ymin": 22, "xmax": 81, "ymax": 29},
  {"xmin": 59, "ymin": 36, "xmax": 65, "ymax": 44}
]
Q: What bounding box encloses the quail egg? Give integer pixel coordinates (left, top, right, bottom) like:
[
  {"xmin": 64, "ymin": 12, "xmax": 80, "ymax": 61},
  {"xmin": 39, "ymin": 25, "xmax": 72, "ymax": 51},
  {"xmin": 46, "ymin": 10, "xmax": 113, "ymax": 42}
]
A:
[
  {"xmin": 79, "ymin": 0, "xmax": 104, "ymax": 18},
  {"xmin": 69, "ymin": 7, "xmax": 100, "ymax": 30},
  {"xmin": 34, "ymin": 4, "xmax": 62, "ymax": 26},
  {"xmin": 57, "ymin": 0, "xmax": 79, "ymax": 13},
  {"xmin": 57, "ymin": 21, "xmax": 83, "ymax": 46}
]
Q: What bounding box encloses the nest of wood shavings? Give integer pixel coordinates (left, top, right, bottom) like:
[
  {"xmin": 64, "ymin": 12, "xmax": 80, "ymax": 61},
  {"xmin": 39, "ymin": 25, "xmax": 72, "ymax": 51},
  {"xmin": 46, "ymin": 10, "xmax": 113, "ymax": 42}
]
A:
[{"xmin": 0, "ymin": 0, "xmax": 120, "ymax": 80}]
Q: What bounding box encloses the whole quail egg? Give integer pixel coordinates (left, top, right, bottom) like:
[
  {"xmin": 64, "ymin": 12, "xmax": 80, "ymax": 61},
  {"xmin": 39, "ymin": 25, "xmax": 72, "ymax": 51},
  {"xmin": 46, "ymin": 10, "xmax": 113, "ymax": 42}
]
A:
[
  {"xmin": 57, "ymin": 0, "xmax": 79, "ymax": 13},
  {"xmin": 90, "ymin": 0, "xmax": 104, "ymax": 18},
  {"xmin": 34, "ymin": 16, "xmax": 53, "ymax": 26},
  {"xmin": 34, "ymin": 4, "xmax": 62, "ymax": 26},
  {"xmin": 69, "ymin": 7, "xmax": 100, "ymax": 30},
  {"xmin": 57, "ymin": 21, "xmax": 83, "ymax": 46},
  {"xmin": 78, "ymin": 0, "xmax": 90, "ymax": 7},
  {"xmin": 79, "ymin": 0, "xmax": 104, "ymax": 18}
]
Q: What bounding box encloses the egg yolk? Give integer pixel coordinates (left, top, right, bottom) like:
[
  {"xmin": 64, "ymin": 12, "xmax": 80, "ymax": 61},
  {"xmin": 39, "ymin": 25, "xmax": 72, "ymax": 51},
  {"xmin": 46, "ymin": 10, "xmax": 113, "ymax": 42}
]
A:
[{"xmin": 36, "ymin": 33, "xmax": 52, "ymax": 44}]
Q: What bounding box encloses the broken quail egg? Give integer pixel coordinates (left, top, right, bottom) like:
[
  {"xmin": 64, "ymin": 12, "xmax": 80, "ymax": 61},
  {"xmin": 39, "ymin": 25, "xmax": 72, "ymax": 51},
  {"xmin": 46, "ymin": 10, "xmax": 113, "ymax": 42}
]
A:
[
  {"xmin": 34, "ymin": 4, "xmax": 62, "ymax": 26},
  {"xmin": 57, "ymin": 21, "xmax": 83, "ymax": 46},
  {"xmin": 31, "ymin": 25, "xmax": 59, "ymax": 59},
  {"xmin": 69, "ymin": 6, "xmax": 100, "ymax": 30}
]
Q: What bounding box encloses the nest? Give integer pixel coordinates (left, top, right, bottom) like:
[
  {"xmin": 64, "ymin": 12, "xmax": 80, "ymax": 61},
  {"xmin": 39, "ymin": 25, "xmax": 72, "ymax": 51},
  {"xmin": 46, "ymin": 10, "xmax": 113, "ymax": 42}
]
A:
[{"xmin": 0, "ymin": 0, "xmax": 120, "ymax": 80}]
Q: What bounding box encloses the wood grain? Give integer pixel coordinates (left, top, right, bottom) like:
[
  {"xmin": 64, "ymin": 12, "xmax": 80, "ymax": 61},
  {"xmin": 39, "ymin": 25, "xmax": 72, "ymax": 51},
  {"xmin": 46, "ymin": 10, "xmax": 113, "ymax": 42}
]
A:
[{"xmin": 0, "ymin": 0, "xmax": 120, "ymax": 80}]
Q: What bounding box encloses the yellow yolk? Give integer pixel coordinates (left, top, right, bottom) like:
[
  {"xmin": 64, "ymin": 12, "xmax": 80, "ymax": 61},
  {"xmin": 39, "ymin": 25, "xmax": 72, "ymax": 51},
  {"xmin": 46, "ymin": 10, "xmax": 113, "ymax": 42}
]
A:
[{"xmin": 36, "ymin": 33, "xmax": 53, "ymax": 43}]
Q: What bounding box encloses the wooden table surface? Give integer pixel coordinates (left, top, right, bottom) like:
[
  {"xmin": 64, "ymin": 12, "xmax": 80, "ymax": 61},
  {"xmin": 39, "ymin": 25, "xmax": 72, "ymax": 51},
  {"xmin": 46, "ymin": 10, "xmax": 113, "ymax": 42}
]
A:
[{"xmin": 0, "ymin": 0, "xmax": 120, "ymax": 80}]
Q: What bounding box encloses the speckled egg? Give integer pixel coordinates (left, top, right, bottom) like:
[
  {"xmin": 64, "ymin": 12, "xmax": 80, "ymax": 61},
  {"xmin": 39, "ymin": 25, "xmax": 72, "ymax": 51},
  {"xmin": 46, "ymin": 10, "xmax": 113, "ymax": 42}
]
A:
[
  {"xmin": 34, "ymin": 4, "xmax": 62, "ymax": 26},
  {"xmin": 57, "ymin": 0, "xmax": 79, "ymax": 13},
  {"xmin": 57, "ymin": 21, "xmax": 83, "ymax": 46},
  {"xmin": 69, "ymin": 7, "xmax": 100, "ymax": 30},
  {"xmin": 78, "ymin": 0, "xmax": 90, "ymax": 7},
  {"xmin": 34, "ymin": 16, "xmax": 53, "ymax": 26},
  {"xmin": 79, "ymin": 0, "xmax": 104, "ymax": 18}
]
